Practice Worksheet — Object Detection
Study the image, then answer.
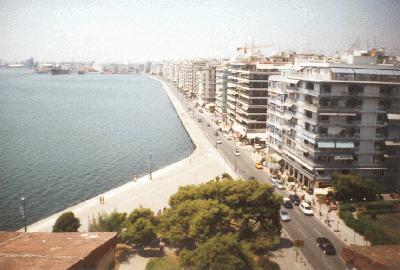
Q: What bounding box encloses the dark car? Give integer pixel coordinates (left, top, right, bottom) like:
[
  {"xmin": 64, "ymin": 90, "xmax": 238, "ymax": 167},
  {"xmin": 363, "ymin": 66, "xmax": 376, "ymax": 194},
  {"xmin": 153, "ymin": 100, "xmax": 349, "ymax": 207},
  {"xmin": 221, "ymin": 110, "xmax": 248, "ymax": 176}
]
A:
[
  {"xmin": 283, "ymin": 198, "xmax": 293, "ymax": 209},
  {"xmin": 316, "ymin": 237, "xmax": 336, "ymax": 255},
  {"xmin": 248, "ymin": 176, "xmax": 256, "ymax": 181},
  {"xmin": 289, "ymin": 194, "xmax": 300, "ymax": 205}
]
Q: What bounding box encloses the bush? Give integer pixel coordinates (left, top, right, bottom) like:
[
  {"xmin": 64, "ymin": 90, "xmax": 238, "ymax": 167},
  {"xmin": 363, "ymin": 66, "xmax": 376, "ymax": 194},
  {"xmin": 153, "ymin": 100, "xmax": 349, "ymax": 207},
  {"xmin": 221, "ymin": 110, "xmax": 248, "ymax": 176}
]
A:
[
  {"xmin": 364, "ymin": 201, "xmax": 397, "ymax": 211},
  {"xmin": 89, "ymin": 211, "xmax": 127, "ymax": 233},
  {"xmin": 53, "ymin": 212, "xmax": 80, "ymax": 232},
  {"xmin": 287, "ymin": 176, "xmax": 295, "ymax": 182},
  {"xmin": 121, "ymin": 218, "xmax": 157, "ymax": 247}
]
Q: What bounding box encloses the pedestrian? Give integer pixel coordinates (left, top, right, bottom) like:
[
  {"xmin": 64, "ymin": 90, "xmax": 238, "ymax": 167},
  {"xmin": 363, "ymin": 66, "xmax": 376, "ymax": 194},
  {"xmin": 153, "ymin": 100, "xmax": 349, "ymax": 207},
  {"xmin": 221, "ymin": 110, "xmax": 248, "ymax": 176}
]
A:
[
  {"xmin": 99, "ymin": 196, "xmax": 102, "ymax": 204},
  {"xmin": 102, "ymin": 196, "xmax": 105, "ymax": 204},
  {"xmin": 159, "ymin": 238, "xmax": 165, "ymax": 253}
]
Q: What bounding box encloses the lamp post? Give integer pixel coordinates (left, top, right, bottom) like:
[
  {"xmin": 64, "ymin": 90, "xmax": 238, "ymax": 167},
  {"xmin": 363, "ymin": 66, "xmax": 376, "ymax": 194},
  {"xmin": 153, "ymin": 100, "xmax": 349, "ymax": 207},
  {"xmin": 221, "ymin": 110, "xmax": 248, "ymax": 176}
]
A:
[
  {"xmin": 21, "ymin": 196, "xmax": 27, "ymax": 232},
  {"xmin": 234, "ymin": 149, "xmax": 237, "ymax": 172},
  {"xmin": 149, "ymin": 152, "xmax": 152, "ymax": 180}
]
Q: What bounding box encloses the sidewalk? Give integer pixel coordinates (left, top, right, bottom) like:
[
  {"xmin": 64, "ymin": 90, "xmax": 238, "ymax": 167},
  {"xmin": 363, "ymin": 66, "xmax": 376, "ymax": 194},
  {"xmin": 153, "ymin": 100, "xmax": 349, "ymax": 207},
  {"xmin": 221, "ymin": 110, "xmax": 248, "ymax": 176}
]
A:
[
  {"xmin": 314, "ymin": 202, "xmax": 369, "ymax": 246},
  {"xmin": 27, "ymin": 76, "xmax": 237, "ymax": 232},
  {"xmin": 270, "ymin": 230, "xmax": 315, "ymax": 270}
]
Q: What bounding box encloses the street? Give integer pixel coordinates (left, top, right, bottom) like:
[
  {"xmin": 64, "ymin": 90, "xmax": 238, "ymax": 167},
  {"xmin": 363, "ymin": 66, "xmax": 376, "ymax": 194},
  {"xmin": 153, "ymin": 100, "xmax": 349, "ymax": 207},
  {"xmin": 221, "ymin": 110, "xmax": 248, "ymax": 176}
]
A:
[{"xmin": 169, "ymin": 81, "xmax": 347, "ymax": 270}]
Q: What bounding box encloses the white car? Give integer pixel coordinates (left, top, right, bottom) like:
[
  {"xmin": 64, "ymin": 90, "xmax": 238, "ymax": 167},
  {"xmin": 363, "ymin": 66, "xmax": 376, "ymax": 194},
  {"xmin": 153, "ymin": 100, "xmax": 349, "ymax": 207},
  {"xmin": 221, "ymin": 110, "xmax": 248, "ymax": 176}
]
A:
[
  {"xmin": 280, "ymin": 209, "xmax": 291, "ymax": 221},
  {"xmin": 216, "ymin": 138, "xmax": 222, "ymax": 144},
  {"xmin": 235, "ymin": 149, "xmax": 240, "ymax": 156},
  {"xmin": 276, "ymin": 181, "xmax": 285, "ymax": 190},
  {"xmin": 300, "ymin": 202, "xmax": 314, "ymax": 216},
  {"xmin": 271, "ymin": 176, "xmax": 278, "ymax": 186},
  {"xmin": 223, "ymin": 133, "xmax": 230, "ymax": 140}
]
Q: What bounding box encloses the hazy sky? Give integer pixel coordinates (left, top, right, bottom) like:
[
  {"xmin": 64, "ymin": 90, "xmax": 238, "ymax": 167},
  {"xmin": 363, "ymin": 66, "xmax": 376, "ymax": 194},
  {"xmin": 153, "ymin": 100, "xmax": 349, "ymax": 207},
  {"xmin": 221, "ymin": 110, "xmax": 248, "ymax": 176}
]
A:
[{"xmin": 1, "ymin": 0, "xmax": 399, "ymax": 62}]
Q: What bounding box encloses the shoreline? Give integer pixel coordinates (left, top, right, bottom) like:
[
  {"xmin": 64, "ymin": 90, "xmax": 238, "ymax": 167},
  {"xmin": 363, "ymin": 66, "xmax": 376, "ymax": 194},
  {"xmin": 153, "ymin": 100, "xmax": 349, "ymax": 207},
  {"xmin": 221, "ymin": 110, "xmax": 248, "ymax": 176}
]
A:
[{"xmin": 26, "ymin": 75, "xmax": 236, "ymax": 232}]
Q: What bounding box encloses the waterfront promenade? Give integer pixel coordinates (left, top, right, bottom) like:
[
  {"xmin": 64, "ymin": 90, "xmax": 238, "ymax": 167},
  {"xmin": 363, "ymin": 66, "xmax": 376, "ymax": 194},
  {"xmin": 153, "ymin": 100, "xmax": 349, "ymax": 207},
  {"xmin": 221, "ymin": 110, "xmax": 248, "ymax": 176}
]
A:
[{"xmin": 27, "ymin": 76, "xmax": 237, "ymax": 232}]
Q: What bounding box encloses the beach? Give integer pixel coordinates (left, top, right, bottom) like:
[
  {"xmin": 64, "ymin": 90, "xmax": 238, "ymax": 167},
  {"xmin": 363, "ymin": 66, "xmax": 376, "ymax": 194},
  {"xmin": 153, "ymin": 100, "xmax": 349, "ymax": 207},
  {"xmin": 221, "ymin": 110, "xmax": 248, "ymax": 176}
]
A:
[{"xmin": 27, "ymin": 75, "xmax": 237, "ymax": 232}]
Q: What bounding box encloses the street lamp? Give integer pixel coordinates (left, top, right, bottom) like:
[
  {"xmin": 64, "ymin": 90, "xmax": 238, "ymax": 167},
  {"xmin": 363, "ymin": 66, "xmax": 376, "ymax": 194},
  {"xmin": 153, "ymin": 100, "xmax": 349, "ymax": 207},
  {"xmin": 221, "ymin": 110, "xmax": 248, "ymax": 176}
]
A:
[
  {"xmin": 149, "ymin": 152, "xmax": 152, "ymax": 180},
  {"xmin": 21, "ymin": 196, "xmax": 27, "ymax": 232},
  {"xmin": 234, "ymin": 149, "xmax": 237, "ymax": 172}
]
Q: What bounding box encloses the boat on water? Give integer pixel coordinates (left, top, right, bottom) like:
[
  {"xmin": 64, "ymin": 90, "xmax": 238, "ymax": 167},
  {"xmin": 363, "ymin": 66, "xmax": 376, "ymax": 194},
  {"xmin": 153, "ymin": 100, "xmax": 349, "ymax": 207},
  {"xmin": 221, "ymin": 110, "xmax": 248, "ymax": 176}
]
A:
[{"xmin": 50, "ymin": 67, "xmax": 70, "ymax": 75}]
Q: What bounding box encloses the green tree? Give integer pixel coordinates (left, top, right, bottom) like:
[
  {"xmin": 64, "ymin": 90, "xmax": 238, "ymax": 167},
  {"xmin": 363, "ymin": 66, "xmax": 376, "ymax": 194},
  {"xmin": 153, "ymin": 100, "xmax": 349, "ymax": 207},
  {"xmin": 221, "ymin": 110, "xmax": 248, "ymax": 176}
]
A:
[
  {"xmin": 89, "ymin": 211, "xmax": 127, "ymax": 233},
  {"xmin": 121, "ymin": 217, "xmax": 157, "ymax": 247},
  {"xmin": 53, "ymin": 212, "xmax": 81, "ymax": 232},
  {"xmin": 180, "ymin": 234, "xmax": 254, "ymax": 270},
  {"xmin": 333, "ymin": 173, "xmax": 384, "ymax": 202},
  {"xmin": 159, "ymin": 179, "xmax": 281, "ymax": 252},
  {"xmin": 127, "ymin": 207, "xmax": 158, "ymax": 225}
]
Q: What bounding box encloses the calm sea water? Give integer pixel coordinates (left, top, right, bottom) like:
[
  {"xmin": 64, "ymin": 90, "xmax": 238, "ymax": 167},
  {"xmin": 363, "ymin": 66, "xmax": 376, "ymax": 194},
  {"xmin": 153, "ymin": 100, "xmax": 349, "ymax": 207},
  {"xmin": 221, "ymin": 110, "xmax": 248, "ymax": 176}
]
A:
[{"xmin": 0, "ymin": 69, "xmax": 194, "ymax": 230}]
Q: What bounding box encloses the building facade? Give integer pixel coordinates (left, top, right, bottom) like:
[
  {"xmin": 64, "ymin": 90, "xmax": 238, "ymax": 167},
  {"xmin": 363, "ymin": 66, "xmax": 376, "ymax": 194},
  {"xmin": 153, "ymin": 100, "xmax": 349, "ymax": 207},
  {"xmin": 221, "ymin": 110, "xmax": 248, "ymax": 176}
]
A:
[
  {"xmin": 215, "ymin": 64, "xmax": 229, "ymax": 115},
  {"xmin": 266, "ymin": 54, "xmax": 400, "ymax": 188}
]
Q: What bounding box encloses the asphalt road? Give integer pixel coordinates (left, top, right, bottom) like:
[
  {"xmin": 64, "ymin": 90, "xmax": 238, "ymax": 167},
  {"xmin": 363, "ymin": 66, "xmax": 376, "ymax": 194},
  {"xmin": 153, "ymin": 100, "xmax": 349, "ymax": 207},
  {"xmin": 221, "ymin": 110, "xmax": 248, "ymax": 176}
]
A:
[{"xmin": 168, "ymin": 82, "xmax": 347, "ymax": 270}]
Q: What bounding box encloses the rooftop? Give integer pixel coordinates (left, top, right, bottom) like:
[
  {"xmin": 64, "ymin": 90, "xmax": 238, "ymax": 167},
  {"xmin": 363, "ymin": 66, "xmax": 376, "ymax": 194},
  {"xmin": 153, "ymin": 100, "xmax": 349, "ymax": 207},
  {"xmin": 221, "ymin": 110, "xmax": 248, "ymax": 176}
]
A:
[
  {"xmin": 0, "ymin": 231, "xmax": 117, "ymax": 270},
  {"xmin": 341, "ymin": 245, "xmax": 400, "ymax": 270}
]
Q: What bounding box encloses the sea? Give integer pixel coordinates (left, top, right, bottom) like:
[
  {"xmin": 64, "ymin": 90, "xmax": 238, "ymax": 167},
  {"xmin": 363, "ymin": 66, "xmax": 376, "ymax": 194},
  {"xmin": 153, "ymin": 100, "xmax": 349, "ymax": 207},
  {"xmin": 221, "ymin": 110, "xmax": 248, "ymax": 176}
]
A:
[{"xmin": 0, "ymin": 69, "xmax": 194, "ymax": 230}]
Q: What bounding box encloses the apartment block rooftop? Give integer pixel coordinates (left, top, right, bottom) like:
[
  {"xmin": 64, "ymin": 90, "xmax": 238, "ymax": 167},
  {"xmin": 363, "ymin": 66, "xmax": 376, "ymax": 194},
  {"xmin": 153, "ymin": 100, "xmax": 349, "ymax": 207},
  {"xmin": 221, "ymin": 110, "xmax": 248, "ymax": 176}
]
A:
[{"xmin": 0, "ymin": 231, "xmax": 117, "ymax": 270}]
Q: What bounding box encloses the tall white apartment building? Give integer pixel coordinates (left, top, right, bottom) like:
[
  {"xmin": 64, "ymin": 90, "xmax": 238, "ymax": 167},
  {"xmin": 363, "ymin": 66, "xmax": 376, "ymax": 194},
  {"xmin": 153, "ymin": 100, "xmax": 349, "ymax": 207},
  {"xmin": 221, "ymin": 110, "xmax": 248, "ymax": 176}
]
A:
[
  {"xmin": 197, "ymin": 63, "xmax": 217, "ymax": 106},
  {"xmin": 226, "ymin": 58, "xmax": 281, "ymax": 141},
  {"xmin": 216, "ymin": 63, "xmax": 229, "ymax": 115},
  {"xmin": 266, "ymin": 53, "xmax": 400, "ymax": 188}
]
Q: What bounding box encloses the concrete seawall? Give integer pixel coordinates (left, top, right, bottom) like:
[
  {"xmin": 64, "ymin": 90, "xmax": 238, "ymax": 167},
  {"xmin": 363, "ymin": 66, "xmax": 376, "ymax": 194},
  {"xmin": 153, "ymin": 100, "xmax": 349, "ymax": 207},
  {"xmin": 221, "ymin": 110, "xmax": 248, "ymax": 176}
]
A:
[{"xmin": 27, "ymin": 75, "xmax": 237, "ymax": 232}]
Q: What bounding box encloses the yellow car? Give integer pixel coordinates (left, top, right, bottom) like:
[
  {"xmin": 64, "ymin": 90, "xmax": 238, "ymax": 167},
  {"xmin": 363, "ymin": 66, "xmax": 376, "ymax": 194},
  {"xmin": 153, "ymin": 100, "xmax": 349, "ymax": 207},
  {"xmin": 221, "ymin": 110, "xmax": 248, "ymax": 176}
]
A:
[{"xmin": 255, "ymin": 162, "xmax": 263, "ymax": 169}]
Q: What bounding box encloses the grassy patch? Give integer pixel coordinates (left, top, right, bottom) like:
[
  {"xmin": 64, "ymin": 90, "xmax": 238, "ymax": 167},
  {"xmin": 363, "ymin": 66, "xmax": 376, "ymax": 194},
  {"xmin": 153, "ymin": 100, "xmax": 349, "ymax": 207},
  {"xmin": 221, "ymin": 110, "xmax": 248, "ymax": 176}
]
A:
[
  {"xmin": 359, "ymin": 212, "xmax": 400, "ymax": 242},
  {"xmin": 340, "ymin": 210, "xmax": 400, "ymax": 245},
  {"xmin": 145, "ymin": 256, "xmax": 181, "ymax": 270}
]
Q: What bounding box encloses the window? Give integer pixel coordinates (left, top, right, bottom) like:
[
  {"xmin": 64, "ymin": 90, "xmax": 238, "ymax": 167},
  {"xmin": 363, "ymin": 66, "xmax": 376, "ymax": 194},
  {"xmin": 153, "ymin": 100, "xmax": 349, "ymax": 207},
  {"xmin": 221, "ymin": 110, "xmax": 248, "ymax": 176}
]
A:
[
  {"xmin": 320, "ymin": 84, "xmax": 331, "ymax": 93},
  {"xmin": 320, "ymin": 115, "xmax": 329, "ymax": 122},
  {"xmin": 348, "ymin": 85, "xmax": 364, "ymax": 95},
  {"xmin": 306, "ymin": 82, "xmax": 314, "ymax": 90},
  {"xmin": 305, "ymin": 110, "xmax": 313, "ymax": 119},
  {"xmin": 380, "ymin": 86, "xmax": 393, "ymax": 95}
]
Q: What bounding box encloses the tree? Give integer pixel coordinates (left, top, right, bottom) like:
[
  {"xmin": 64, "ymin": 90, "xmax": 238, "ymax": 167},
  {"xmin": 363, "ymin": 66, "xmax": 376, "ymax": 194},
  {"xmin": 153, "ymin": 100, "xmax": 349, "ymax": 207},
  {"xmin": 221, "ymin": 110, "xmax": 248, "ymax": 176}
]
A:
[
  {"xmin": 53, "ymin": 212, "xmax": 80, "ymax": 232},
  {"xmin": 180, "ymin": 234, "xmax": 254, "ymax": 270},
  {"xmin": 121, "ymin": 217, "xmax": 157, "ymax": 247},
  {"xmin": 127, "ymin": 207, "xmax": 158, "ymax": 226},
  {"xmin": 159, "ymin": 178, "xmax": 281, "ymax": 252},
  {"xmin": 333, "ymin": 173, "xmax": 384, "ymax": 202},
  {"xmin": 89, "ymin": 211, "xmax": 127, "ymax": 233}
]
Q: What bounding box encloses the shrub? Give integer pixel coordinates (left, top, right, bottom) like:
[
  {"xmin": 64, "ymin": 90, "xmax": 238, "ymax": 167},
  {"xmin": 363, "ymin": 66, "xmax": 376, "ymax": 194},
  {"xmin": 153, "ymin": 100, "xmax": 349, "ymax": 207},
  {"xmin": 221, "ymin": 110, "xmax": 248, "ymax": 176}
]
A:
[
  {"xmin": 89, "ymin": 211, "xmax": 127, "ymax": 233},
  {"xmin": 364, "ymin": 201, "xmax": 397, "ymax": 211},
  {"xmin": 53, "ymin": 212, "xmax": 80, "ymax": 232}
]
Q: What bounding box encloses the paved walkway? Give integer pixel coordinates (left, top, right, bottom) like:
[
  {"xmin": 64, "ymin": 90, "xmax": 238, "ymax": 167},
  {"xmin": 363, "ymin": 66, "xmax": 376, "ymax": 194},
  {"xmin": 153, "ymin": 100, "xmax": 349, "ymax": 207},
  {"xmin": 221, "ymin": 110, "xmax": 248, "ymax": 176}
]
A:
[
  {"xmin": 315, "ymin": 202, "xmax": 369, "ymax": 246},
  {"xmin": 27, "ymin": 76, "xmax": 237, "ymax": 232}
]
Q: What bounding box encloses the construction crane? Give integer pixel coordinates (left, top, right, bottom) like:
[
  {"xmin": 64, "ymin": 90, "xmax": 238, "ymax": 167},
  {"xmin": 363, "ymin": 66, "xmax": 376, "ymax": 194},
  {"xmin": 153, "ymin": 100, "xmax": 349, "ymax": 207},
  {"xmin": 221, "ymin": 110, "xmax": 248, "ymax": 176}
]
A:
[{"xmin": 237, "ymin": 42, "xmax": 273, "ymax": 55}]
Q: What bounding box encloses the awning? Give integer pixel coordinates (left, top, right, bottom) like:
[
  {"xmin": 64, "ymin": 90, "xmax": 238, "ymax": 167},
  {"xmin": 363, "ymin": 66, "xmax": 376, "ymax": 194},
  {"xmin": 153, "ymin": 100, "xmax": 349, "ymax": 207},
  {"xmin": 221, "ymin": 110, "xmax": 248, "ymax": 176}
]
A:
[
  {"xmin": 335, "ymin": 141, "xmax": 354, "ymax": 148},
  {"xmin": 267, "ymin": 162, "xmax": 281, "ymax": 170},
  {"xmin": 270, "ymin": 153, "xmax": 282, "ymax": 162},
  {"xmin": 254, "ymin": 144, "xmax": 261, "ymax": 149},
  {"xmin": 385, "ymin": 140, "xmax": 400, "ymax": 146},
  {"xmin": 319, "ymin": 112, "xmax": 337, "ymax": 116},
  {"xmin": 331, "ymin": 68, "xmax": 354, "ymax": 74},
  {"xmin": 318, "ymin": 141, "xmax": 335, "ymax": 148},
  {"xmin": 388, "ymin": 113, "xmax": 400, "ymax": 120},
  {"xmin": 376, "ymin": 69, "xmax": 395, "ymax": 76},
  {"xmin": 353, "ymin": 69, "xmax": 378, "ymax": 75},
  {"xmin": 286, "ymin": 78, "xmax": 300, "ymax": 84},
  {"xmin": 334, "ymin": 155, "xmax": 353, "ymax": 160}
]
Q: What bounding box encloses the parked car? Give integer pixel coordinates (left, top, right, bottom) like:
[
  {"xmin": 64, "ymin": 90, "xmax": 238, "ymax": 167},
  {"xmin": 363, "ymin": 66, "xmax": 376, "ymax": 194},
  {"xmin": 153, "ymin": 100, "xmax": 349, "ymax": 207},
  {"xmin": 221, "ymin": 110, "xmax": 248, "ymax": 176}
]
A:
[
  {"xmin": 207, "ymin": 123, "xmax": 211, "ymax": 127},
  {"xmin": 223, "ymin": 133, "xmax": 230, "ymax": 140},
  {"xmin": 197, "ymin": 118, "xmax": 202, "ymax": 122},
  {"xmin": 289, "ymin": 194, "xmax": 301, "ymax": 205},
  {"xmin": 280, "ymin": 209, "xmax": 291, "ymax": 221},
  {"xmin": 276, "ymin": 181, "xmax": 285, "ymax": 190},
  {"xmin": 255, "ymin": 162, "xmax": 263, "ymax": 169},
  {"xmin": 248, "ymin": 176, "xmax": 256, "ymax": 181},
  {"xmin": 300, "ymin": 202, "xmax": 314, "ymax": 216},
  {"xmin": 316, "ymin": 237, "xmax": 336, "ymax": 255},
  {"xmin": 216, "ymin": 138, "xmax": 222, "ymax": 144},
  {"xmin": 283, "ymin": 198, "xmax": 293, "ymax": 209},
  {"xmin": 235, "ymin": 149, "xmax": 240, "ymax": 156}
]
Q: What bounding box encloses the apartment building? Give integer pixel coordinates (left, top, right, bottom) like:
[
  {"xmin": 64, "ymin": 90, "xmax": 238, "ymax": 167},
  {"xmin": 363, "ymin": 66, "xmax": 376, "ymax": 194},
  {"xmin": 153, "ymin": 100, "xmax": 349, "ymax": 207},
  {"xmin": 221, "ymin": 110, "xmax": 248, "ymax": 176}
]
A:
[
  {"xmin": 197, "ymin": 63, "xmax": 217, "ymax": 106},
  {"xmin": 226, "ymin": 58, "xmax": 280, "ymax": 141},
  {"xmin": 266, "ymin": 53, "xmax": 400, "ymax": 188},
  {"xmin": 215, "ymin": 63, "xmax": 229, "ymax": 116}
]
